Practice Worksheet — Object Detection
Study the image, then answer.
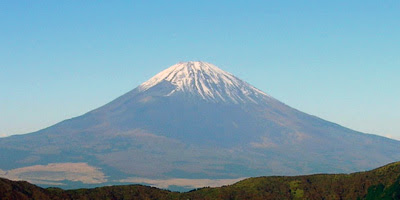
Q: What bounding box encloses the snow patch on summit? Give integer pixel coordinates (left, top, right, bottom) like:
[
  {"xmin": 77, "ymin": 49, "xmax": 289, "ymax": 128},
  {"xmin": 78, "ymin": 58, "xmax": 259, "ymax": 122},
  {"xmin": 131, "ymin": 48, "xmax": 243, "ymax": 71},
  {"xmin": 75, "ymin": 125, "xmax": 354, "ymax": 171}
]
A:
[{"xmin": 139, "ymin": 61, "xmax": 269, "ymax": 104}]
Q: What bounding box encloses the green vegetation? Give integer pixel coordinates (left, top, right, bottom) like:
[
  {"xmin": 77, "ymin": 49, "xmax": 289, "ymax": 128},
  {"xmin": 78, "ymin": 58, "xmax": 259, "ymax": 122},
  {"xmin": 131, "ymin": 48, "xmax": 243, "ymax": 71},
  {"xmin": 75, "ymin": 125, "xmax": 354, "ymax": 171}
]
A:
[{"xmin": 2, "ymin": 161, "xmax": 400, "ymax": 199}]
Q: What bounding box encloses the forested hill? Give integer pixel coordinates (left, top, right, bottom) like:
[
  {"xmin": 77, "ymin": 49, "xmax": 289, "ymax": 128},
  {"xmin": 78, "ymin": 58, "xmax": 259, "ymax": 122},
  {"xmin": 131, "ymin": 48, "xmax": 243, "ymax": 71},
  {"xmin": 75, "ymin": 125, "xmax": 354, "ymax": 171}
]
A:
[{"xmin": 1, "ymin": 161, "xmax": 400, "ymax": 200}]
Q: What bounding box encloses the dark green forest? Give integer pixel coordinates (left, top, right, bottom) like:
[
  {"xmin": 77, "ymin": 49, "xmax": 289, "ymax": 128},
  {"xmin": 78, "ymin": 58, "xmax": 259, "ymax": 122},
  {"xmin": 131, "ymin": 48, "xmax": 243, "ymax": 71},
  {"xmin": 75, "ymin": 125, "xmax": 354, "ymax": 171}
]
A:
[{"xmin": 2, "ymin": 162, "xmax": 400, "ymax": 200}]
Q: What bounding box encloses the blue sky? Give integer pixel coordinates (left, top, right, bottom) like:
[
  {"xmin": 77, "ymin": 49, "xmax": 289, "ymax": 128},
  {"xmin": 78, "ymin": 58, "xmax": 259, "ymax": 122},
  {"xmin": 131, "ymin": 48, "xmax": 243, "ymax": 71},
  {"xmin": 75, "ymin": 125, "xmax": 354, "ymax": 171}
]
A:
[{"xmin": 0, "ymin": 1, "xmax": 399, "ymax": 139}]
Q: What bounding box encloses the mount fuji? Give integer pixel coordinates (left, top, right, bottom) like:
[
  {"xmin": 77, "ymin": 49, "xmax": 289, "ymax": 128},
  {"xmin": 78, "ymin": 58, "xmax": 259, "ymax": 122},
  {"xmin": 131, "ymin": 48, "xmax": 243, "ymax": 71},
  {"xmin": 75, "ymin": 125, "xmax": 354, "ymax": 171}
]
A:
[{"xmin": 1, "ymin": 61, "xmax": 399, "ymax": 189}]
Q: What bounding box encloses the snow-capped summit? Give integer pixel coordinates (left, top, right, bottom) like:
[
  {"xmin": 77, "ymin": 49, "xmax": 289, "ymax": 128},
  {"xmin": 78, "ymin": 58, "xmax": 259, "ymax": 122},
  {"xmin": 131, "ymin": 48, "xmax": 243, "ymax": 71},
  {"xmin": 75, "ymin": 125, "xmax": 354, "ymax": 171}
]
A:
[{"xmin": 139, "ymin": 61, "xmax": 269, "ymax": 104}]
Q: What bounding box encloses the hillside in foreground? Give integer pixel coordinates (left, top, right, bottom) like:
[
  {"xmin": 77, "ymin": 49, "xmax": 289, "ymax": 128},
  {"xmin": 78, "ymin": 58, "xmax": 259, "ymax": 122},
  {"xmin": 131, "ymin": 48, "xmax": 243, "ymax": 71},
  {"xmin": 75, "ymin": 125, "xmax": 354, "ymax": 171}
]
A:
[{"xmin": 1, "ymin": 161, "xmax": 400, "ymax": 200}]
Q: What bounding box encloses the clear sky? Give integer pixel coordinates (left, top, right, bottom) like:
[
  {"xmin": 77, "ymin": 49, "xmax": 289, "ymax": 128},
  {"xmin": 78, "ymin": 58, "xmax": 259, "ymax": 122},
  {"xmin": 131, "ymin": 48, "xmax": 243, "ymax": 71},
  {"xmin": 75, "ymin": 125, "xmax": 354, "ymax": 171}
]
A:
[{"xmin": 0, "ymin": 1, "xmax": 399, "ymax": 139}]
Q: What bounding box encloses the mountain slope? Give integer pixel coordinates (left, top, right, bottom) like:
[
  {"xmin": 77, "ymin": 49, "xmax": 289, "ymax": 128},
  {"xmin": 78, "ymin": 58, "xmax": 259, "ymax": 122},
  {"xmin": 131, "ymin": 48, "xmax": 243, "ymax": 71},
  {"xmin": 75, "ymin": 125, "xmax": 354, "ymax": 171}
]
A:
[
  {"xmin": 2, "ymin": 161, "xmax": 400, "ymax": 200},
  {"xmin": 0, "ymin": 61, "xmax": 399, "ymax": 188}
]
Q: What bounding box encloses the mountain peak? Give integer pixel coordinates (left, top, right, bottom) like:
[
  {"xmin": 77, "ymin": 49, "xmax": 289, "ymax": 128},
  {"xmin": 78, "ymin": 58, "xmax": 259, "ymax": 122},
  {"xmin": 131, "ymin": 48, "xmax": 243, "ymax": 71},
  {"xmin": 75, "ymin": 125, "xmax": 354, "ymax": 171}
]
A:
[
  {"xmin": 138, "ymin": 61, "xmax": 269, "ymax": 104},
  {"xmin": 3, "ymin": 61, "xmax": 400, "ymax": 189}
]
